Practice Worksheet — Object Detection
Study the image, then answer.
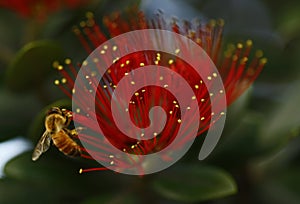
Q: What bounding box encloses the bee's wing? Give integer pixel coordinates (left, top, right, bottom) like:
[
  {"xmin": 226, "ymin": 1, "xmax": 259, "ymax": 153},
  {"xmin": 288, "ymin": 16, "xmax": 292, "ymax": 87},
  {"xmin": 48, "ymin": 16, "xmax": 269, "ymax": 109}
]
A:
[{"xmin": 32, "ymin": 131, "xmax": 52, "ymax": 161}]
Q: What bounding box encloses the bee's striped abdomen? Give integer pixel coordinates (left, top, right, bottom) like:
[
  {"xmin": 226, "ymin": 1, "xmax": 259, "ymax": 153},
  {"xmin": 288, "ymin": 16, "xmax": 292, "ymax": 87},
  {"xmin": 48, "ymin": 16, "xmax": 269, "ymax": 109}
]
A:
[{"xmin": 52, "ymin": 130, "xmax": 81, "ymax": 157}]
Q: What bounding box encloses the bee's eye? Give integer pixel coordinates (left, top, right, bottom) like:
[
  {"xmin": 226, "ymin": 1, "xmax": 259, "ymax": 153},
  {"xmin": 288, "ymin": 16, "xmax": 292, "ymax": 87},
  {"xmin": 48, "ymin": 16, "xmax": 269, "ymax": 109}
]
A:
[{"xmin": 47, "ymin": 107, "xmax": 61, "ymax": 115}]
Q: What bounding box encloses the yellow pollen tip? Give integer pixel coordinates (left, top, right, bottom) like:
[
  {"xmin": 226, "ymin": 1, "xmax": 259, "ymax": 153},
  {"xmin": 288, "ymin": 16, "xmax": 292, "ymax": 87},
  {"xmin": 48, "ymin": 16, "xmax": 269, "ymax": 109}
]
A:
[
  {"xmin": 82, "ymin": 61, "xmax": 88, "ymax": 66},
  {"xmin": 256, "ymin": 50, "xmax": 264, "ymax": 58},
  {"xmin": 52, "ymin": 61, "xmax": 59, "ymax": 68},
  {"xmin": 237, "ymin": 43, "xmax": 243, "ymax": 49},
  {"xmin": 168, "ymin": 59, "xmax": 174, "ymax": 64},
  {"xmin": 209, "ymin": 19, "xmax": 216, "ymax": 27},
  {"xmin": 232, "ymin": 55, "xmax": 238, "ymax": 61},
  {"xmin": 217, "ymin": 19, "xmax": 225, "ymax": 26},
  {"xmin": 79, "ymin": 169, "xmax": 83, "ymax": 174},
  {"xmin": 260, "ymin": 58, "xmax": 268, "ymax": 64},
  {"xmin": 246, "ymin": 40, "xmax": 253, "ymax": 47},
  {"xmin": 80, "ymin": 21, "xmax": 86, "ymax": 27},
  {"xmin": 54, "ymin": 80, "xmax": 60, "ymax": 85},
  {"xmin": 73, "ymin": 27, "xmax": 80, "ymax": 34},
  {"xmin": 57, "ymin": 65, "xmax": 63, "ymax": 71},
  {"xmin": 61, "ymin": 78, "xmax": 67, "ymax": 84},
  {"xmin": 86, "ymin": 11, "xmax": 94, "ymax": 19},
  {"xmin": 240, "ymin": 57, "xmax": 248, "ymax": 64},
  {"xmin": 64, "ymin": 58, "xmax": 71, "ymax": 65}
]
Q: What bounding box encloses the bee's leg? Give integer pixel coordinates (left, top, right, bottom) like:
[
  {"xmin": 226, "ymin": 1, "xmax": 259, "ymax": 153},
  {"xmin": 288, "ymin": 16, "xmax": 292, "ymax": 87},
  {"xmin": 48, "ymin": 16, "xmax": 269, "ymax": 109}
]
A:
[{"xmin": 64, "ymin": 127, "xmax": 85, "ymax": 138}]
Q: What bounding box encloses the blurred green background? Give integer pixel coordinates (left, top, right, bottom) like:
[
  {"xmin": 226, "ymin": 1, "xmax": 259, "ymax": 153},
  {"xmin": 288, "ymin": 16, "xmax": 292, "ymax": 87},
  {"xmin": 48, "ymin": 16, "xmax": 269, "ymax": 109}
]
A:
[{"xmin": 1, "ymin": 0, "xmax": 300, "ymax": 203}]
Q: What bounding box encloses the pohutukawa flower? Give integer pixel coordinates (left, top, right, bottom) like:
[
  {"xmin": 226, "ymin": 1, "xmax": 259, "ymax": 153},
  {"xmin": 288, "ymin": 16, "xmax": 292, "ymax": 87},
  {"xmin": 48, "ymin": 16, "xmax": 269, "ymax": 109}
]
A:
[{"xmin": 52, "ymin": 8, "xmax": 267, "ymax": 174}]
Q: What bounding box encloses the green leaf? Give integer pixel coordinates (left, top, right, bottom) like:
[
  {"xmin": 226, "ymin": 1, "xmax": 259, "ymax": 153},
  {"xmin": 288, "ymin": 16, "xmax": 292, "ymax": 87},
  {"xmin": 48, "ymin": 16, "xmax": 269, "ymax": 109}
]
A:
[
  {"xmin": 5, "ymin": 40, "xmax": 65, "ymax": 92},
  {"xmin": 277, "ymin": 3, "xmax": 300, "ymax": 40},
  {"xmin": 260, "ymin": 81, "xmax": 300, "ymax": 153},
  {"xmin": 0, "ymin": 88, "xmax": 42, "ymax": 141},
  {"xmin": 0, "ymin": 178, "xmax": 59, "ymax": 204},
  {"xmin": 4, "ymin": 151, "xmax": 118, "ymax": 197},
  {"xmin": 81, "ymin": 194, "xmax": 138, "ymax": 204},
  {"xmin": 27, "ymin": 99, "xmax": 71, "ymax": 142},
  {"xmin": 151, "ymin": 164, "xmax": 237, "ymax": 202},
  {"xmin": 258, "ymin": 166, "xmax": 300, "ymax": 204},
  {"xmin": 4, "ymin": 151, "xmax": 79, "ymax": 187},
  {"xmin": 208, "ymin": 112, "xmax": 264, "ymax": 168}
]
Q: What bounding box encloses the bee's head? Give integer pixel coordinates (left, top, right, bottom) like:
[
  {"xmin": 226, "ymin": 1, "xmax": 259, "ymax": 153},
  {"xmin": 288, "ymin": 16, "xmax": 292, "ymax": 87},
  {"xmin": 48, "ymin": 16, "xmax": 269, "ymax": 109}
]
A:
[{"xmin": 47, "ymin": 107, "xmax": 62, "ymax": 116}]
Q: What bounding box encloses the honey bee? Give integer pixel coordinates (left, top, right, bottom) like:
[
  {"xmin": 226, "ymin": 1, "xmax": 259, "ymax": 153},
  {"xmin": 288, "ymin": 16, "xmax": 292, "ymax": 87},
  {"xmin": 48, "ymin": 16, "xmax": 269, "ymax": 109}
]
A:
[{"xmin": 32, "ymin": 107, "xmax": 82, "ymax": 161}]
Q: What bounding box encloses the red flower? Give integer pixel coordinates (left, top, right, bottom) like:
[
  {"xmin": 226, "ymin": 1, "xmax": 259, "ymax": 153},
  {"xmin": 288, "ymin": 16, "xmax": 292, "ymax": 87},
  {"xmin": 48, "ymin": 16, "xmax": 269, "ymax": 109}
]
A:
[
  {"xmin": 0, "ymin": 0, "xmax": 89, "ymax": 21},
  {"xmin": 53, "ymin": 9, "xmax": 267, "ymax": 174}
]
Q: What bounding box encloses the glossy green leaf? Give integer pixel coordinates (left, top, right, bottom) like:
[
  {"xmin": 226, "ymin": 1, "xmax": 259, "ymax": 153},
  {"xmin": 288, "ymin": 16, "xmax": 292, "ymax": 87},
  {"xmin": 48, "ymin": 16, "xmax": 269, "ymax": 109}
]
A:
[
  {"xmin": 151, "ymin": 164, "xmax": 237, "ymax": 202},
  {"xmin": 258, "ymin": 166, "xmax": 300, "ymax": 204},
  {"xmin": 4, "ymin": 151, "xmax": 118, "ymax": 196},
  {"xmin": 82, "ymin": 194, "xmax": 138, "ymax": 204},
  {"xmin": 5, "ymin": 151, "xmax": 79, "ymax": 186},
  {"xmin": 260, "ymin": 81, "xmax": 300, "ymax": 153},
  {"xmin": 0, "ymin": 88, "xmax": 42, "ymax": 141},
  {"xmin": 277, "ymin": 3, "xmax": 300, "ymax": 40},
  {"xmin": 208, "ymin": 112, "xmax": 264, "ymax": 167},
  {"xmin": 0, "ymin": 178, "xmax": 59, "ymax": 204},
  {"xmin": 5, "ymin": 40, "xmax": 65, "ymax": 92}
]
